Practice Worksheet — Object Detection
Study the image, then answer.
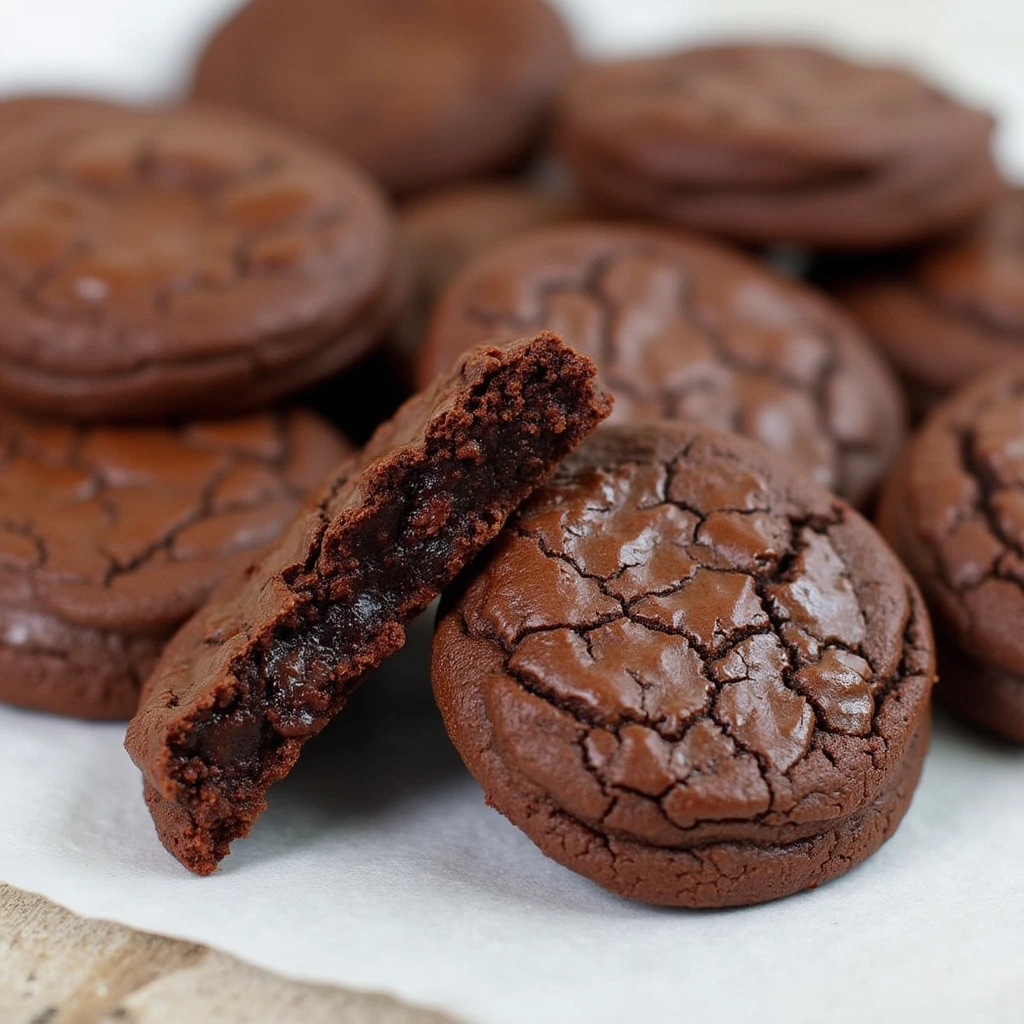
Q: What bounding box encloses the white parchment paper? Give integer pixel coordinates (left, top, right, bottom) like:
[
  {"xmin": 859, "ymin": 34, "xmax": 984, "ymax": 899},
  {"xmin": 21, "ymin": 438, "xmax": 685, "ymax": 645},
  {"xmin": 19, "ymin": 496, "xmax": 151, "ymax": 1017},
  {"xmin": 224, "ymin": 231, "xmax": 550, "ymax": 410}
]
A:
[
  {"xmin": 2, "ymin": 615, "xmax": 1023, "ymax": 1024},
  {"xmin": 1, "ymin": 3, "xmax": 1023, "ymax": 1022}
]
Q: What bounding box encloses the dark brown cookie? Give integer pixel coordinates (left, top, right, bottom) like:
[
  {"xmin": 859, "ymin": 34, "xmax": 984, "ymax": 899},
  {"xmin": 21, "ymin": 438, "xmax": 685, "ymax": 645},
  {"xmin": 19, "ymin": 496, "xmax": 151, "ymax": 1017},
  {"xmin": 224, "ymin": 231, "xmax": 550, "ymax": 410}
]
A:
[
  {"xmin": 0, "ymin": 105, "xmax": 400, "ymax": 422},
  {"xmin": 837, "ymin": 188, "xmax": 1024, "ymax": 411},
  {"xmin": 191, "ymin": 0, "xmax": 575, "ymax": 196},
  {"xmin": 125, "ymin": 332, "xmax": 612, "ymax": 875},
  {"xmin": 0, "ymin": 95, "xmax": 123, "ymax": 140},
  {"xmin": 878, "ymin": 364, "xmax": 1024, "ymax": 741},
  {"xmin": 434, "ymin": 423, "xmax": 935, "ymax": 907},
  {"xmin": 556, "ymin": 44, "xmax": 998, "ymax": 249},
  {"xmin": 393, "ymin": 181, "xmax": 581, "ymax": 374},
  {"xmin": 419, "ymin": 223, "xmax": 905, "ymax": 506},
  {"xmin": 0, "ymin": 95, "xmax": 127, "ymax": 194},
  {"xmin": 0, "ymin": 408, "xmax": 349, "ymax": 720}
]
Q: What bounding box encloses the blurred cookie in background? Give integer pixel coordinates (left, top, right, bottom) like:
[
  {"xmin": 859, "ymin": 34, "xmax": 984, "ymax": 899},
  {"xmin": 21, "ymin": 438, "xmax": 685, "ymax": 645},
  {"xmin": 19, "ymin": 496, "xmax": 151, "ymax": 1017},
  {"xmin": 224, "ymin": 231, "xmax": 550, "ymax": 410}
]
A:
[
  {"xmin": 191, "ymin": 0, "xmax": 576, "ymax": 196},
  {"xmin": 0, "ymin": 104, "xmax": 401, "ymax": 422},
  {"xmin": 0, "ymin": 407, "xmax": 350, "ymax": 720},
  {"xmin": 0, "ymin": 95, "xmax": 123, "ymax": 139},
  {"xmin": 834, "ymin": 188, "xmax": 1024, "ymax": 413},
  {"xmin": 878, "ymin": 363, "xmax": 1024, "ymax": 742},
  {"xmin": 556, "ymin": 43, "xmax": 999, "ymax": 250},
  {"xmin": 0, "ymin": 94, "xmax": 128, "ymax": 192},
  {"xmin": 420, "ymin": 223, "xmax": 906, "ymax": 506},
  {"xmin": 393, "ymin": 181, "xmax": 582, "ymax": 379}
]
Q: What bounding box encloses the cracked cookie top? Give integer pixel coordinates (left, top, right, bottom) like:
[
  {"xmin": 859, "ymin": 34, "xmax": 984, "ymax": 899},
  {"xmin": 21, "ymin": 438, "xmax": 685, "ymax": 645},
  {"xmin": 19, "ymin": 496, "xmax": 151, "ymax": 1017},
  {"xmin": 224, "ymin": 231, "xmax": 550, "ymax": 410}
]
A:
[
  {"xmin": 420, "ymin": 223, "xmax": 905, "ymax": 506},
  {"xmin": 0, "ymin": 407, "xmax": 349, "ymax": 634},
  {"xmin": 557, "ymin": 44, "xmax": 993, "ymax": 180},
  {"xmin": 0, "ymin": 106, "xmax": 395, "ymax": 386},
  {"xmin": 880, "ymin": 362, "xmax": 1024, "ymax": 677},
  {"xmin": 437, "ymin": 423, "xmax": 934, "ymax": 847},
  {"xmin": 191, "ymin": 0, "xmax": 575, "ymax": 195}
]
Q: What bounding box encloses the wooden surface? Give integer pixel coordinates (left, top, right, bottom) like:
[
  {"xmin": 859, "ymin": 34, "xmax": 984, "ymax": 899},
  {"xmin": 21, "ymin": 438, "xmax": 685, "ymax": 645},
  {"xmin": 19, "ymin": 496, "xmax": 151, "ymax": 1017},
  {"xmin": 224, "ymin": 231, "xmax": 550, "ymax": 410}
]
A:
[{"xmin": 0, "ymin": 884, "xmax": 459, "ymax": 1024}]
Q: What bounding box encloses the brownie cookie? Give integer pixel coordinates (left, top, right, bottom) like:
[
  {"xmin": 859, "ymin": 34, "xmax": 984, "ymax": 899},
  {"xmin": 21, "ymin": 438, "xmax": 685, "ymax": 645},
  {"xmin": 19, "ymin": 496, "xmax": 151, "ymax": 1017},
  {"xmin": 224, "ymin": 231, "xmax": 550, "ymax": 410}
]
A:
[
  {"xmin": 393, "ymin": 182, "xmax": 580, "ymax": 374},
  {"xmin": 434, "ymin": 423, "xmax": 935, "ymax": 907},
  {"xmin": 0, "ymin": 95, "xmax": 122, "ymax": 140},
  {"xmin": 419, "ymin": 223, "xmax": 905, "ymax": 506},
  {"xmin": 878, "ymin": 364, "xmax": 1024, "ymax": 741},
  {"xmin": 126, "ymin": 332, "xmax": 612, "ymax": 874},
  {"xmin": 191, "ymin": 0, "xmax": 575, "ymax": 196},
  {"xmin": 0, "ymin": 95, "xmax": 126, "ymax": 194},
  {"xmin": 837, "ymin": 188, "xmax": 1024, "ymax": 411},
  {"xmin": 0, "ymin": 105, "xmax": 400, "ymax": 421},
  {"xmin": 0, "ymin": 408, "xmax": 349, "ymax": 720},
  {"xmin": 556, "ymin": 44, "xmax": 998, "ymax": 249}
]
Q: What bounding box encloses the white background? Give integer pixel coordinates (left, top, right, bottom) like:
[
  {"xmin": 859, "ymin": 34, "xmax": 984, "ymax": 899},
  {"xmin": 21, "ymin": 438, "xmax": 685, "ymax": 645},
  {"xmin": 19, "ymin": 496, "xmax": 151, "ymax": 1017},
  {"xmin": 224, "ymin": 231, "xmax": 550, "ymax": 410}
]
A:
[
  {"xmin": 0, "ymin": 3, "xmax": 1022, "ymax": 1024},
  {"xmin": 0, "ymin": 0, "xmax": 1022, "ymax": 173}
]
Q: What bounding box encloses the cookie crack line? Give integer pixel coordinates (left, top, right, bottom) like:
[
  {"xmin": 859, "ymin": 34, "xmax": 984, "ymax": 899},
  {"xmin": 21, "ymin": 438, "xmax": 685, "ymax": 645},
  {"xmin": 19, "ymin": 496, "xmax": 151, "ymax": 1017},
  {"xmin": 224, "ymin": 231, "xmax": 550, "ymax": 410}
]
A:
[
  {"xmin": 459, "ymin": 245, "xmax": 861, "ymax": 461},
  {"xmin": 8, "ymin": 411, "xmax": 307, "ymax": 594},
  {"xmin": 9, "ymin": 177, "xmax": 350, "ymax": 329},
  {"xmin": 923, "ymin": 392, "xmax": 1024, "ymax": 606},
  {"xmin": 470, "ymin": 462, "xmax": 897, "ymax": 755}
]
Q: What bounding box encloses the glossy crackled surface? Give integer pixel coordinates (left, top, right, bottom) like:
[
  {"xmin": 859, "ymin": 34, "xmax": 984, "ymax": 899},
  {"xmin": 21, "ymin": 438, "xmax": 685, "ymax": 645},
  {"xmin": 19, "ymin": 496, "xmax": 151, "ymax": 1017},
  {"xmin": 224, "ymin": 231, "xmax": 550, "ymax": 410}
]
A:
[
  {"xmin": 0, "ymin": 407, "xmax": 346, "ymax": 718},
  {"xmin": 880, "ymin": 366, "xmax": 1024, "ymax": 739},
  {"xmin": 423, "ymin": 225, "xmax": 904, "ymax": 505},
  {"xmin": 441, "ymin": 426, "xmax": 933, "ymax": 858},
  {"xmin": 0, "ymin": 409, "xmax": 347, "ymax": 632}
]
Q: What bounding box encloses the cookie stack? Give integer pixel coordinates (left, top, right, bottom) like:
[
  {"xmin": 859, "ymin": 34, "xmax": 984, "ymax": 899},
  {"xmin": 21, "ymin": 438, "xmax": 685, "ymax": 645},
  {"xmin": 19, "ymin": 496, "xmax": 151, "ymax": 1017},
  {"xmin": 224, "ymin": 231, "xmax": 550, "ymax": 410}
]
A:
[
  {"xmin": 5, "ymin": 0, "xmax": 1022, "ymax": 912},
  {"xmin": 556, "ymin": 44, "xmax": 998, "ymax": 249},
  {"xmin": 0, "ymin": 100, "xmax": 398, "ymax": 717}
]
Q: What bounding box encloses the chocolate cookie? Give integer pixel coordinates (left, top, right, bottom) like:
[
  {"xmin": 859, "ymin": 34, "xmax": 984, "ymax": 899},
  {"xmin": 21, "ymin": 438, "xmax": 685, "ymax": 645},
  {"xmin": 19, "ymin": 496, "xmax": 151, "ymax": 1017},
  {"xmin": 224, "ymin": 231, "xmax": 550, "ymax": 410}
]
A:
[
  {"xmin": 434, "ymin": 423, "xmax": 935, "ymax": 907},
  {"xmin": 556, "ymin": 44, "xmax": 998, "ymax": 249},
  {"xmin": 126, "ymin": 332, "xmax": 612, "ymax": 874},
  {"xmin": 191, "ymin": 0, "xmax": 575, "ymax": 196},
  {"xmin": 0, "ymin": 105, "xmax": 400, "ymax": 421},
  {"xmin": 837, "ymin": 188, "xmax": 1024, "ymax": 411},
  {"xmin": 0, "ymin": 408, "xmax": 349, "ymax": 720},
  {"xmin": 419, "ymin": 223, "xmax": 905, "ymax": 506},
  {"xmin": 878, "ymin": 364, "xmax": 1024, "ymax": 741},
  {"xmin": 393, "ymin": 182, "xmax": 580, "ymax": 374},
  {"xmin": 0, "ymin": 95, "xmax": 122, "ymax": 140},
  {"xmin": 0, "ymin": 95, "xmax": 126, "ymax": 193}
]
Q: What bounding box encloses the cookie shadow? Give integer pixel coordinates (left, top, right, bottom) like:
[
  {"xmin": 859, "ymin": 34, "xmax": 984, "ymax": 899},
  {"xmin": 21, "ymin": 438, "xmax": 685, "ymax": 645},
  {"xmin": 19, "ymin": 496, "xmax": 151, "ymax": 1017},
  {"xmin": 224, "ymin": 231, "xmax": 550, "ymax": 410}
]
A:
[{"xmin": 224, "ymin": 609, "xmax": 470, "ymax": 869}]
